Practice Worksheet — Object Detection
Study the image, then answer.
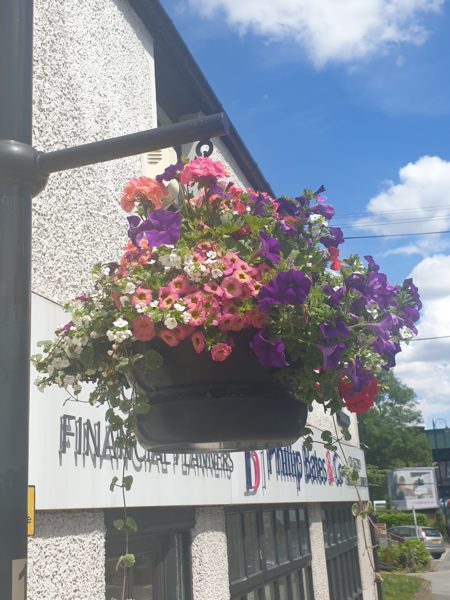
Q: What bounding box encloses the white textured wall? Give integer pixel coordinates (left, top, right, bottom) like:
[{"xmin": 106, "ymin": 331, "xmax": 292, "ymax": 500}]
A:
[
  {"xmin": 27, "ymin": 511, "xmax": 105, "ymax": 600},
  {"xmin": 308, "ymin": 503, "xmax": 330, "ymax": 600},
  {"xmin": 356, "ymin": 517, "xmax": 377, "ymax": 600},
  {"xmin": 32, "ymin": 0, "xmax": 156, "ymax": 304},
  {"xmin": 191, "ymin": 507, "xmax": 230, "ymax": 600}
]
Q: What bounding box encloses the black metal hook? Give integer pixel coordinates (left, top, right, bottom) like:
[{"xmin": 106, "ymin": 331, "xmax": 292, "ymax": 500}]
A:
[{"xmin": 195, "ymin": 139, "xmax": 214, "ymax": 158}]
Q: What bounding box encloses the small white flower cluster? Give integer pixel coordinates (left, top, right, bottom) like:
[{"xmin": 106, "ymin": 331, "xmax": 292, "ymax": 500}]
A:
[
  {"xmin": 106, "ymin": 318, "xmax": 133, "ymax": 344},
  {"xmin": 308, "ymin": 213, "xmax": 328, "ymax": 238}
]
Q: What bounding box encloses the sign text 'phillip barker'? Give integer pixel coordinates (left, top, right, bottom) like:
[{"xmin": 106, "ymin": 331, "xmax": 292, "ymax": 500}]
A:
[
  {"xmin": 59, "ymin": 414, "xmax": 234, "ymax": 476},
  {"xmin": 245, "ymin": 444, "xmax": 366, "ymax": 493}
]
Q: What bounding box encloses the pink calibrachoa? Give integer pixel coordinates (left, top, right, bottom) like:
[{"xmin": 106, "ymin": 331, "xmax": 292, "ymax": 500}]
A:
[
  {"xmin": 191, "ymin": 331, "xmax": 205, "ymax": 353},
  {"xmin": 157, "ymin": 328, "xmax": 180, "ymax": 347},
  {"xmin": 131, "ymin": 287, "xmax": 153, "ymax": 307},
  {"xmin": 131, "ymin": 315, "xmax": 155, "ymax": 342},
  {"xmin": 211, "ymin": 342, "xmax": 233, "ymax": 362}
]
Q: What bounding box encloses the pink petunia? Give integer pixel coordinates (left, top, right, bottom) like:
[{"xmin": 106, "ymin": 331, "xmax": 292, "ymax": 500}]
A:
[
  {"xmin": 203, "ymin": 280, "xmax": 224, "ymax": 297},
  {"xmin": 220, "ymin": 276, "xmax": 243, "ymax": 299},
  {"xmin": 167, "ymin": 275, "xmax": 193, "ymax": 296},
  {"xmin": 158, "ymin": 328, "xmax": 181, "ymax": 347},
  {"xmin": 131, "ymin": 287, "xmax": 153, "ymax": 307},
  {"xmin": 211, "ymin": 342, "xmax": 233, "ymax": 362},
  {"xmin": 131, "ymin": 315, "xmax": 155, "ymax": 342},
  {"xmin": 191, "ymin": 331, "xmax": 205, "ymax": 353},
  {"xmin": 222, "ymin": 253, "xmax": 244, "ymax": 275},
  {"xmin": 159, "ymin": 286, "xmax": 178, "ymax": 309}
]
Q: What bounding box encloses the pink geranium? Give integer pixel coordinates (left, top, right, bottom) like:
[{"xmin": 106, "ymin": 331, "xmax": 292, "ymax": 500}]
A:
[
  {"xmin": 211, "ymin": 342, "xmax": 233, "ymax": 362},
  {"xmin": 120, "ymin": 176, "xmax": 168, "ymax": 212},
  {"xmin": 191, "ymin": 331, "xmax": 205, "ymax": 353},
  {"xmin": 131, "ymin": 315, "xmax": 155, "ymax": 342},
  {"xmin": 179, "ymin": 157, "xmax": 228, "ymax": 185}
]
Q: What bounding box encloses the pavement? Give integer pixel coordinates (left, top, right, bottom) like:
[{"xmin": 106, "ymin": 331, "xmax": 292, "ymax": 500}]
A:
[{"xmin": 419, "ymin": 546, "xmax": 450, "ymax": 599}]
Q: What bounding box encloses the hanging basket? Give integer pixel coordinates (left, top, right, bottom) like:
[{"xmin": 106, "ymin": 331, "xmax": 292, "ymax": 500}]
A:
[{"xmin": 133, "ymin": 330, "xmax": 308, "ymax": 453}]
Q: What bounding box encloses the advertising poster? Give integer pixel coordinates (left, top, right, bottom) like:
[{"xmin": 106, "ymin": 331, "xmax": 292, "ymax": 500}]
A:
[{"xmin": 388, "ymin": 468, "xmax": 438, "ymax": 510}]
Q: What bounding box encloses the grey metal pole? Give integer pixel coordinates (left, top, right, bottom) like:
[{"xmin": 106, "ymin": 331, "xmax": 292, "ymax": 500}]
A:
[{"xmin": 0, "ymin": 0, "xmax": 33, "ymax": 597}]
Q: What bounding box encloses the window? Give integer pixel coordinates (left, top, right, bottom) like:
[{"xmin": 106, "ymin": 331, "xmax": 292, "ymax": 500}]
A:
[
  {"xmin": 227, "ymin": 506, "xmax": 314, "ymax": 600},
  {"xmin": 322, "ymin": 505, "xmax": 362, "ymax": 600},
  {"xmin": 105, "ymin": 508, "xmax": 193, "ymax": 600}
]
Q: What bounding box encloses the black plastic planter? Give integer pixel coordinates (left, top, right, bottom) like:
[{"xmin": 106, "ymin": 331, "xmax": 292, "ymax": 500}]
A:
[{"xmin": 134, "ymin": 330, "xmax": 308, "ymax": 452}]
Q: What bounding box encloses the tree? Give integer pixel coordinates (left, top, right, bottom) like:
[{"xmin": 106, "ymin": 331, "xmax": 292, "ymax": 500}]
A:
[{"xmin": 359, "ymin": 371, "xmax": 432, "ymax": 499}]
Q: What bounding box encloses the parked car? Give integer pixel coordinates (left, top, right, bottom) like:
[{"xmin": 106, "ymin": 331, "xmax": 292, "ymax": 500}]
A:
[{"xmin": 388, "ymin": 525, "xmax": 446, "ymax": 559}]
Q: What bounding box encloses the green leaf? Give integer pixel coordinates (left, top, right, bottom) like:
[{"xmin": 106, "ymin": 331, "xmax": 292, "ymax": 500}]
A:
[
  {"xmin": 126, "ymin": 516, "xmax": 138, "ymax": 533},
  {"xmin": 113, "ymin": 519, "xmax": 125, "ymax": 531},
  {"xmin": 109, "ymin": 476, "xmax": 118, "ymax": 492},
  {"xmin": 123, "ymin": 475, "xmax": 133, "ymax": 491},
  {"xmin": 116, "ymin": 553, "xmax": 136, "ymax": 570},
  {"xmin": 79, "ymin": 346, "xmax": 95, "ymax": 368},
  {"xmin": 142, "ymin": 349, "xmax": 163, "ymax": 371}
]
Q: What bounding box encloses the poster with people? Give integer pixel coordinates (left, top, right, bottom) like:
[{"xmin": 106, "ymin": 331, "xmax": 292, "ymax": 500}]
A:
[{"xmin": 388, "ymin": 468, "xmax": 438, "ymax": 510}]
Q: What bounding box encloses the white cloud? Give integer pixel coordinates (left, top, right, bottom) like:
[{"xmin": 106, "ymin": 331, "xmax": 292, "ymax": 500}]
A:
[
  {"xmin": 394, "ymin": 255, "xmax": 450, "ymax": 421},
  {"xmin": 354, "ymin": 156, "xmax": 450, "ymax": 255},
  {"xmin": 187, "ymin": 0, "xmax": 444, "ymax": 66}
]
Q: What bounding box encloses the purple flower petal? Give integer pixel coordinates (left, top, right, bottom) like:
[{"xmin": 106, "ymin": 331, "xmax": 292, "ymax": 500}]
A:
[
  {"xmin": 316, "ymin": 343, "xmax": 345, "ymax": 370},
  {"xmin": 320, "ymin": 319, "xmax": 351, "ymax": 339},
  {"xmin": 257, "ymin": 270, "xmax": 312, "ymax": 312},
  {"xmin": 259, "ymin": 232, "xmax": 281, "ymax": 264},
  {"xmin": 250, "ymin": 331, "xmax": 288, "ymax": 368}
]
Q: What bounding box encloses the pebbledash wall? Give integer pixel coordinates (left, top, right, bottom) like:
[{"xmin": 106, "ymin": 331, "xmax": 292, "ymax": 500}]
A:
[{"xmin": 28, "ymin": 1, "xmax": 376, "ymax": 599}]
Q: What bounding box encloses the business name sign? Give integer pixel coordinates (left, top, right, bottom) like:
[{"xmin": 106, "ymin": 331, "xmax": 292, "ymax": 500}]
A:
[{"xmin": 30, "ymin": 292, "xmax": 368, "ymax": 510}]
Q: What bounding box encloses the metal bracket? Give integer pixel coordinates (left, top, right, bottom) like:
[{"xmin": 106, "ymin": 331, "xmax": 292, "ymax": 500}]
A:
[{"xmin": 0, "ymin": 140, "xmax": 48, "ymax": 197}]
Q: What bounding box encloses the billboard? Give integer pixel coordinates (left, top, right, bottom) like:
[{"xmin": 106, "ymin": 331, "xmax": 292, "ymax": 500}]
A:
[{"xmin": 388, "ymin": 468, "xmax": 438, "ymax": 510}]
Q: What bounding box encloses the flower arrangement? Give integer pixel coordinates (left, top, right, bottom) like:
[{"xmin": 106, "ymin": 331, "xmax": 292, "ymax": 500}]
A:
[{"xmin": 32, "ymin": 156, "xmax": 421, "ymax": 444}]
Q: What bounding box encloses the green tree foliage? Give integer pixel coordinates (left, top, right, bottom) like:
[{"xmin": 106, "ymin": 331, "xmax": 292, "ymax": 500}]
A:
[{"xmin": 359, "ymin": 371, "xmax": 432, "ymax": 498}]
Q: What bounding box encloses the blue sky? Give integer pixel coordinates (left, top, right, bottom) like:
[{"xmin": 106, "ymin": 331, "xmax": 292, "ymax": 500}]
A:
[{"xmin": 161, "ymin": 0, "xmax": 450, "ymax": 428}]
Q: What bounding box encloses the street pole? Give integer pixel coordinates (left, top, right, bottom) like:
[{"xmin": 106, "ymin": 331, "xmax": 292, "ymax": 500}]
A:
[
  {"xmin": 0, "ymin": 0, "xmax": 34, "ymax": 598},
  {"xmin": 0, "ymin": 5, "xmax": 230, "ymax": 597}
]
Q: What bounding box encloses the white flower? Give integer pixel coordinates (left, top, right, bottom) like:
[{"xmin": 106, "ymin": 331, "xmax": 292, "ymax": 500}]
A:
[
  {"xmin": 174, "ymin": 302, "xmax": 186, "ymax": 312},
  {"xmin": 150, "ymin": 300, "xmax": 159, "ymax": 308},
  {"xmin": 182, "ymin": 312, "xmax": 192, "ymax": 324},
  {"xmin": 123, "ymin": 281, "xmax": 136, "ymax": 294},
  {"xmin": 211, "ymin": 268, "xmax": 223, "ymax": 279},
  {"xmin": 120, "ymin": 295, "xmax": 129, "ymax": 305},
  {"xmin": 164, "ymin": 317, "xmax": 178, "ymax": 330},
  {"xmin": 113, "ymin": 317, "xmax": 128, "ymax": 328},
  {"xmin": 81, "ymin": 315, "xmax": 92, "ymax": 326},
  {"xmin": 64, "ymin": 375, "xmax": 75, "ymax": 385},
  {"xmin": 206, "ymin": 250, "xmax": 217, "ymax": 259},
  {"xmin": 399, "ymin": 326, "xmax": 415, "ymax": 340}
]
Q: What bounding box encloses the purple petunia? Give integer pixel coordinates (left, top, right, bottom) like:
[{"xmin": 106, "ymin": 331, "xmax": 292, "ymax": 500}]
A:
[
  {"xmin": 257, "ymin": 270, "xmax": 312, "ymax": 312},
  {"xmin": 155, "ymin": 161, "xmax": 183, "ymax": 182},
  {"xmin": 128, "ymin": 209, "xmax": 181, "ymax": 247},
  {"xmin": 250, "ymin": 331, "xmax": 288, "ymax": 368},
  {"xmin": 320, "ymin": 319, "xmax": 351, "ymax": 339},
  {"xmin": 320, "ymin": 226, "xmax": 344, "ymax": 248},
  {"xmin": 259, "ymin": 232, "xmax": 281, "ymax": 264},
  {"xmin": 316, "ymin": 342, "xmax": 345, "ymax": 370},
  {"xmin": 310, "ymin": 203, "xmax": 335, "ymax": 220}
]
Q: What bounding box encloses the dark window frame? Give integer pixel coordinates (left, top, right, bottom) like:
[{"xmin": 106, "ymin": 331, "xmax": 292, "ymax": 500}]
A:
[
  {"xmin": 226, "ymin": 505, "xmax": 314, "ymax": 600},
  {"xmin": 322, "ymin": 504, "xmax": 362, "ymax": 600}
]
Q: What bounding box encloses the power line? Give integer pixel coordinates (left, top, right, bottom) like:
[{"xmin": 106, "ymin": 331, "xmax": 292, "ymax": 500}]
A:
[
  {"xmin": 411, "ymin": 335, "xmax": 450, "ymax": 342},
  {"xmin": 345, "ymin": 230, "xmax": 450, "ymax": 239}
]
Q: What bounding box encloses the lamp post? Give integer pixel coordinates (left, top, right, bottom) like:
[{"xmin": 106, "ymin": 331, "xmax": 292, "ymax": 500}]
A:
[{"xmin": 0, "ymin": 1, "xmax": 230, "ymax": 596}]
